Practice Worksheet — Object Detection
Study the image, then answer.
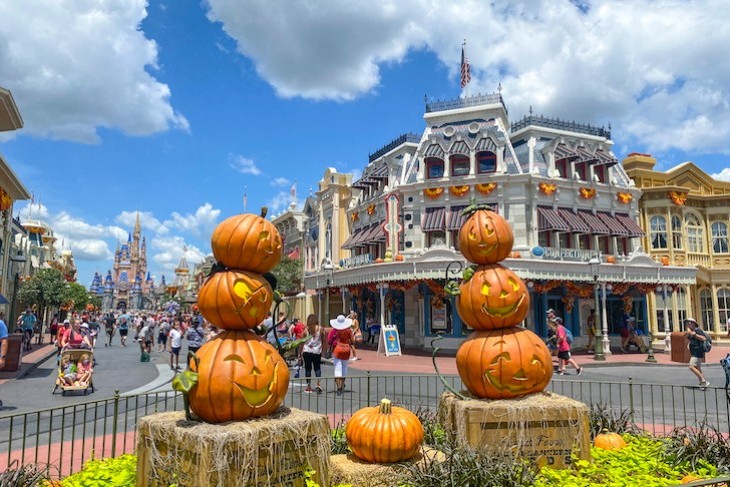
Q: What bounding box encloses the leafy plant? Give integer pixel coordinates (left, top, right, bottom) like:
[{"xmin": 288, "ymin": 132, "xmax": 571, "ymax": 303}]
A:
[
  {"xmin": 0, "ymin": 460, "xmax": 50, "ymax": 487},
  {"xmin": 330, "ymin": 420, "xmax": 350, "ymax": 455},
  {"xmin": 414, "ymin": 408, "xmax": 447, "ymax": 448},
  {"xmin": 56, "ymin": 454, "xmax": 137, "ymax": 487},
  {"xmin": 664, "ymin": 422, "xmax": 730, "ymax": 474},
  {"xmin": 588, "ymin": 404, "xmax": 640, "ymax": 439}
]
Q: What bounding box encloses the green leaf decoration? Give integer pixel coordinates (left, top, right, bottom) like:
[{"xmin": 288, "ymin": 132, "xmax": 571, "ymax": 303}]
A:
[
  {"xmin": 283, "ymin": 336, "xmax": 310, "ymax": 350},
  {"xmin": 172, "ymin": 370, "xmax": 198, "ymax": 394},
  {"xmin": 444, "ymin": 280, "xmax": 461, "ymax": 296},
  {"xmin": 463, "ymin": 265, "xmax": 478, "ymax": 282}
]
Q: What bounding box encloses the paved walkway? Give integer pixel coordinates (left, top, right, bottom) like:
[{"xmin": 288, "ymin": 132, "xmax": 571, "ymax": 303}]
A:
[{"xmin": 0, "ymin": 343, "xmax": 57, "ymax": 386}]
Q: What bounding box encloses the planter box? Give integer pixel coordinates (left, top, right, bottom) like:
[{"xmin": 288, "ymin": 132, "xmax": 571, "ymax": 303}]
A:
[{"xmin": 329, "ymin": 447, "xmax": 445, "ymax": 487}]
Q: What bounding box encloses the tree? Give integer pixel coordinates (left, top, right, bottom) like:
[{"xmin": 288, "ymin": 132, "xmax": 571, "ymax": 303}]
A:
[
  {"xmin": 67, "ymin": 282, "xmax": 90, "ymax": 312},
  {"xmin": 17, "ymin": 268, "xmax": 70, "ymax": 322},
  {"xmin": 270, "ymin": 255, "xmax": 303, "ymax": 296}
]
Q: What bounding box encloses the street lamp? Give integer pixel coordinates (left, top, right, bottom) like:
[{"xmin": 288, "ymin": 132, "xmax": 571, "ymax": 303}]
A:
[
  {"xmin": 656, "ymin": 284, "xmax": 673, "ymax": 353},
  {"xmin": 378, "ymin": 282, "xmax": 389, "ymax": 327},
  {"xmin": 323, "ymin": 262, "xmax": 334, "ymax": 327},
  {"xmin": 589, "ymin": 257, "xmax": 606, "ymax": 361}
]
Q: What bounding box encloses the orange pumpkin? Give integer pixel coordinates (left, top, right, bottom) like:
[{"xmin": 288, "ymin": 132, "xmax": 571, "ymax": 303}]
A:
[
  {"xmin": 680, "ymin": 475, "xmax": 701, "ymax": 484},
  {"xmin": 606, "ymin": 255, "xmax": 617, "ymax": 264},
  {"xmin": 197, "ymin": 270, "xmax": 273, "ymax": 329},
  {"xmin": 211, "ymin": 208, "xmax": 283, "ymax": 273},
  {"xmin": 593, "ymin": 431, "xmax": 627, "ymax": 450},
  {"xmin": 189, "ymin": 331, "xmax": 289, "ymax": 423},
  {"xmin": 456, "ymin": 327, "xmax": 553, "ymax": 399},
  {"xmin": 458, "ymin": 209, "xmax": 514, "ymax": 265},
  {"xmin": 346, "ymin": 398, "xmax": 424, "ymax": 463},
  {"xmin": 456, "ymin": 264, "xmax": 530, "ymax": 330}
]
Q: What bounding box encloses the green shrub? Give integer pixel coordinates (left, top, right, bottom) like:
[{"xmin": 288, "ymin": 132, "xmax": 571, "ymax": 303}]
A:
[
  {"xmin": 664, "ymin": 422, "xmax": 730, "ymax": 474},
  {"xmin": 0, "ymin": 460, "xmax": 49, "ymax": 487},
  {"xmin": 414, "ymin": 408, "xmax": 448, "ymax": 448},
  {"xmin": 588, "ymin": 404, "xmax": 641, "ymax": 439},
  {"xmin": 330, "ymin": 420, "xmax": 350, "ymax": 455},
  {"xmin": 58, "ymin": 454, "xmax": 136, "ymax": 487}
]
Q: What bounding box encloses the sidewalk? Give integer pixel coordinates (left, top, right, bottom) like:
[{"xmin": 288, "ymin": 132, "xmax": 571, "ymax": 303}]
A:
[{"xmin": 0, "ymin": 343, "xmax": 57, "ymax": 385}]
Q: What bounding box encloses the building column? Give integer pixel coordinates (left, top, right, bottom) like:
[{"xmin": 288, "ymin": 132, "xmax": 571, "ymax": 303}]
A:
[{"xmin": 710, "ymin": 283, "xmax": 720, "ymax": 335}]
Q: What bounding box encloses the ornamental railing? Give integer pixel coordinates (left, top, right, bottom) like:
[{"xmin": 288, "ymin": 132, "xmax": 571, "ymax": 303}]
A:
[
  {"xmin": 368, "ymin": 133, "xmax": 421, "ymax": 162},
  {"xmin": 425, "ymin": 93, "xmax": 507, "ymax": 114},
  {"xmin": 511, "ymin": 114, "xmax": 611, "ymax": 139}
]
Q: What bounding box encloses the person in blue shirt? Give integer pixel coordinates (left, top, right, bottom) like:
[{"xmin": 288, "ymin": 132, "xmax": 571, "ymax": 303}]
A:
[
  {"xmin": 0, "ymin": 311, "xmax": 9, "ymax": 407},
  {"xmin": 19, "ymin": 308, "xmax": 37, "ymax": 350}
]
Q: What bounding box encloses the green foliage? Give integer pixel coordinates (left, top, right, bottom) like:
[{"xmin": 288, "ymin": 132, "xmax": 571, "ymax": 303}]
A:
[
  {"xmin": 0, "ymin": 460, "xmax": 49, "ymax": 487},
  {"xmin": 664, "ymin": 423, "xmax": 730, "ymax": 474},
  {"xmin": 588, "ymin": 404, "xmax": 641, "ymax": 439},
  {"xmin": 304, "ymin": 469, "xmax": 352, "ymax": 487},
  {"xmin": 171, "ymin": 370, "xmax": 198, "ymax": 393},
  {"xmin": 66, "ymin": 282, "xmax": 90, "ymax": 311},
  {"xmin": 58, "ymin": 454, "xmax": 137, "ymax": 487},
  {"xmin": 18, "ymin": 268, "xmax": 70, "ymax": 310},
  {"xmin": 534, "ymin": 435, "xmax": 716, "ymax": 487},
  {"xmin": 414, "ymin": 408, "xmax": 447, "ymax": 448},
  {"xmin": 330, "ymin": 421, "xmax": 350, "ymax": 455},
  {"xmin": 270, "ymin": 255, "xmax": 303, "ymax": 295}
]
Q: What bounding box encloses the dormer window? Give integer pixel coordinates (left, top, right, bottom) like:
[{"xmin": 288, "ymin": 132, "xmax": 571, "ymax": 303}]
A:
[
  {"xmin": 451, "ymin": 155, "xmax": 470, "ymax": 176},
  {"xmin": 555, "ymin": 158, "xmax": 568, "ymax": 178},
  {"xmin": 594, "ymin": 165, "xmax": 606, "ymax": 183},
  {"xmin": 426, "ymin": 157, "xmax": 444, "ymax": 179},
  {"xmin": 477, "ymin": 151, "xmax": 496, "ymax": 173},
  {"xmin": 574, "ymin": 161, "xmax": 587, "ymax": 181}
]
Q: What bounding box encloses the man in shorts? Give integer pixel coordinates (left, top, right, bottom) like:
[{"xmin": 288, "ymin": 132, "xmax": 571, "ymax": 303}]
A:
[
  {"xmin": 684, "ymin": 318, "xmax": 710, "ymax": 390},
  {"xmin": 169, "ymin": 321, "xmax": 183, "ymax": 371}
]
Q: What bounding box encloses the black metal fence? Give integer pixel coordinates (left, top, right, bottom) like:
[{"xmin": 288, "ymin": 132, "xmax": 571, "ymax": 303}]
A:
[{"xmin": 0, "ymin": 375, "xmax": 728, "ymax": 478}]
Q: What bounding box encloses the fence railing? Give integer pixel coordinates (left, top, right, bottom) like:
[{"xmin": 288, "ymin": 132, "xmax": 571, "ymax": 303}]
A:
[{"xmin": 0, "ymin": 375, "xmax": 728, "ymax": 478}]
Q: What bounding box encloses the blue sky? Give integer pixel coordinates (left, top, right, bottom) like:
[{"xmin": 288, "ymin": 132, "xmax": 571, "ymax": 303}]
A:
[{"xmin": 1, "ymin": 0, "xmax": 729, "ymax": 287}]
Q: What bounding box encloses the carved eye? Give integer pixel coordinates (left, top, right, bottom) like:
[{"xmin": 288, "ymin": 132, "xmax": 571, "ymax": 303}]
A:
[
  {"xmin": 259, "ymin": 231, "xmax": 269, "ymax": 241},
  {"xmin": 481, "ymin": 283, "xmax": 491, "ymax": 295},
  {"xmin": 224, "ymin": 354, "xmax": 245, "ymax": 364},
  {"xmin": 508, "ymin": 277, "xmax": 520, "ymax": 292},
  {"xmin": 233, "ymin": 280, "xmax": 253, "ymax": 300},
  {"xmin": 490, "ymin": 351, "xmax": 511, "ymax": 364},
  {"xmin": 500, "ymin": 290, "xmax": 509, "ymax": 298},
  {"xmin": 484, "ymin": 224, "xmax": 495, "ymax": 236},
  {"xmin": 468, "ymin": 227, "xmax": 478, "ymax": 241}
]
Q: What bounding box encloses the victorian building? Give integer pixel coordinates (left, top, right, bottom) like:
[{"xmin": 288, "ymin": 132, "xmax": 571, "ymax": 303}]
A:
[
  {"xmin": 302, "ymin": 93, "xmax": 696, "ymax": 350},
  {"xmin": 624, "ymin": 153, "xmax": 730, "ymax": 340}
]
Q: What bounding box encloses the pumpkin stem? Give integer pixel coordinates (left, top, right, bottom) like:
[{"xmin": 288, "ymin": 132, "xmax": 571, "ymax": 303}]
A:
[
  {"xmin": 379, "ymin": 398, "xmax": 392, "ymax": 414},
  {"xmin": 431, "ymin": 335, "xmax": 467, "ymax": 401},
  {"xmin": 261, "ymin": 207, "xmax": 268, "ymax": 218}
]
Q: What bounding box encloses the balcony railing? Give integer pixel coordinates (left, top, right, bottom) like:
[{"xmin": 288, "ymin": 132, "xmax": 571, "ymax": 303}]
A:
[
  {"xmin": 368, "ymin": 133, "xmax": 421, "ymax": 162},
  {"xmin": 511, "ymin": 114, "xmax": 611, "ymax": 139},
  {"xmin": 425, "ymin": 93, "xmax": 507, "ymax": 115}
]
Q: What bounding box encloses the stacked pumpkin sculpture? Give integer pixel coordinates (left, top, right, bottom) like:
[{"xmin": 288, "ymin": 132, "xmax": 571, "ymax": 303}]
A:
[
  {"xmin": 187, "ymin": 208, "xmax": 289, "ymax": 423},
  {"xmin": 453, "ymin": 207, "xmax": 553, "ymax": 399}
]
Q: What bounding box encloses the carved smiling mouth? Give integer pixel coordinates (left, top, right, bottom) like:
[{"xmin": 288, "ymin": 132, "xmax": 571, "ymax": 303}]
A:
[
  {"xmin": 484, "ymin": 353, "xmax": 545, "ymax": 392},
  {"xmin": 476, "ymin": 243, "xmax": 497, "ymax": 256},
  {"xmin": 230, "ymin": 361, "xmax": 280, "ymax": 407},
  {"xmin": 481, "ymin": 294, "xmax": 525, "ymax": 317},
  {"xmin": 233, "ymin": 280, "xmax": 269, "ymax": 315}
]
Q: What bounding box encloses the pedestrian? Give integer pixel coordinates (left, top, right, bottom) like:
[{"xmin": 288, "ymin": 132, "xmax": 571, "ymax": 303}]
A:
[
  {"xmin": 118, "ymin": 316, "xmax": 129, "ymax": 347},
  {"xmin": 0, "ymin": 311, "xmax": 8, "ymax": 407},
  {"xmin": 621, "ymin": 317, "xmax": 646, "ymax": 353},
  {"xmin": 348, "ymin": 311, "xmax": 361, "ymax": 361},
  {"xmin": 157, "ymin": 317, "xmax": 170, "ymax": 352},
  {"xmin": 61, "ymin": 319, "xmax": 92, "ymax": 350},
  {"xmin": 88, "ymin": 315, "xmax": 101, "ymax": 348},
  {"xmin": 586, "ymin": 309, "xmax": 596, "ymax": 354},
  {"xmin": 549, "ymin": 317, "xmax": 582, "ymax": 376},
  {"xmin": 104, "ymin": 313, "xmax": 116, "ymax": 347},
  {"xmin": 329, "ymin": 314, "xmax": 354, "ymax": 396},
  {"xmin": 545, "ymin": 309, "xmax": 558, "ymax": 356},
  {"xmin": 49, "ymin": 313, "xmax": 59, "ymax": 346},
  {"xmin": 186, "ymin": 318, "xmax": 206, "ymax": 361},
  {"xmin": 169, "ymin": 320, "xmax": 183, "ymax": 371},
  {"xmin": 366, "ymin": 314, "xmax": 380, "ymax": 345},
  {"xmin": 300, "ymin": 314, "xmax": 325, "ymax": 394},
  {"xmin": 684, "ymin": 318, "xmax": 710, "ymax": 390},
  {"xmin": 18, "ymin": 308, "xmax": 36, "ymax": 351}
]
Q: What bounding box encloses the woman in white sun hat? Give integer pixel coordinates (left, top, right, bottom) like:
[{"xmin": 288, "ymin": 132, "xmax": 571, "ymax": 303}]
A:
[{"xmin": 329, "ymin": 314, "xmax": 354, "ymax": 396}]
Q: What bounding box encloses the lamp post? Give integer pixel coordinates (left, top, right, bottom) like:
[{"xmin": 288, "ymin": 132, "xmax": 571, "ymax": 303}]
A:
[
  {"xmin": 589, "ymin": 257, "xmax": 605, "ymax": 361},
  {"xmin": 656, "ymin": 284, "xmax": 673, "ymax": 354},
  {"xmin": 378, "ymin": 282, "xmax": 389, "ymax": 327},
  {"xmin": 323, "ymin": 263, "xmax": 334, "ymax": 326},
  {"xmin": 601, "ymin": 282, "xmax": 612, "ymax": 356}
]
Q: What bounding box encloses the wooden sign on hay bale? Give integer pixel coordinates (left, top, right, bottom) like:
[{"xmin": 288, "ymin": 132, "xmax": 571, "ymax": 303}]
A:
[
  {"xmin": 438, "ymin": 391, "xmax": 590, "ymax": 469},
  {"xmin": 136, "ymin": 408, "xmax": 330, "ymax": 487},
  {"xmin": 329, "ymin": 447, "xmax": 445, "ymax": 487}
]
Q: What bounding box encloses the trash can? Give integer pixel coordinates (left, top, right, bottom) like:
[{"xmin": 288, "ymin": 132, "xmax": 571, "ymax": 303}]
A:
[
  {"xmin": 0, "ymin": 334, "xmax": 23, "ymax": 372},
  {"xmin": 670, "ymin": 332, "xmax": 690, "ymax": 363}
]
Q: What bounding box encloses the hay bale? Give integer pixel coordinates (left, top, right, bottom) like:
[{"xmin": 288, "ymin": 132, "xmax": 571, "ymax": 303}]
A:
[
  {"xmin": 438, "ymin": 391, "xmax": 590, "ymax": 469},
  {"xmin": 329, "ymin": 447, "xmax": 445, "ymax": 487},
  {"xmin": 136, "ymin": 407, "xmax": 330, "ymax": 487}
]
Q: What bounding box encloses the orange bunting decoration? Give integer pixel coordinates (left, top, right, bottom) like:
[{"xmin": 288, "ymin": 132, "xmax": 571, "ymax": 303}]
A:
[
  {"xmin": 423, "ymin": 187, "xmax": 444, "ymax": 199},
  {"xmin": 449, "ymin": 185, "xmax": 470, "ymax": 197},
  {"xmin": 539, "ymin": 182, "xmax": 557, "ymax": 195},
  {"xmin": 475, "ymin": 182, "xmax": 497, "ymax": 195},
  {"xmin": 0, "ymin": 188, "xmax": 11, "ymax": 211},
  {"xmin": 351, "ymin": 211, "xmax": 359, "ymax": 222},
  {"xmin": 616, "ymin": 192, "xmax": 633, "ymax": 204},
  {"xmin": 579, "ymin": 187, "xmax": 596, "ymax": 199},
  {"xmin": 669, "ymin": 191, "xmax": 688, "ymax": 206},
  {"xmin": 367, "ymin": 204, "xmax": 376, "ymax": 215}
]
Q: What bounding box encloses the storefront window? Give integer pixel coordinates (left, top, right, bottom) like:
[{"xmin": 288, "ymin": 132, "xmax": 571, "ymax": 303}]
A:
[
  {"xmin": 450, "ymin": 155, "xmax": 470, "ymax": 176},
  {"xmin": 578, "ymin": 234, "xmax": 591, "ymax": 250},
  {"xmin": 656, "ymin": 291, "xmax": 672, "ymax": 333},
  {"xmin": 686, "ymin": 213, "xmax": 705, "ymax": 253},
  {"xmin": 699, "ymin": 288, "xmax": 713, "ymax": 330},
  {"xmin": 675, "ymin": 287, "xmax": 687, "ymax": 327},
  {"xmin": 711, "ymin": 221, "xmax": 729, "ymax": 254},
  {"xmin": 671, "ymin": 215, "xmax": 683, "ymax": 250},
  {"xmin": 477, "ymin": 151, "xmax": 496, "ymax": 173},
  {"xmin": 574, "ymin": 161, "xmax": 587, "ymax": 181},
  {"xmin": 650, "ymin": 216, "xmax": 668, "ymax": 249},
  {"xmin": 538, "ymin": 231, "xmax": 551, "ymax": 247},
  {"xmin": 717, "ymin": 287, "xmax": 730, "ymax": 333},
  {"xmin": 426, "ymin": 157, "xmax": 444, "ymax": 179},
  {"xmin": 428, "ymin": 231, "xmax": 446, "ymax": 247}
]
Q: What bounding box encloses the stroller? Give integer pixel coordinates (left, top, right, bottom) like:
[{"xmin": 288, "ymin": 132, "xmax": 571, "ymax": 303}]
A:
[{"xmin": 52, "ymin": 348, "xmax": 95, "ymax": 396}]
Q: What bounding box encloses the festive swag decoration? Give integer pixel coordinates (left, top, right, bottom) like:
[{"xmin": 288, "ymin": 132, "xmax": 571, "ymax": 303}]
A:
[
  {"xmin": 423, "ymin": 187, "xmax": 444, "ymax": 199},
  {"xmin": 669, "ymin": 191, "xmax": 688, "ymax": 206},
  {"xmin": 475, "ymin": 182, "xmax": 497, "ymax": 195},
  {"xmin": 450, "ymin": 185, "xmax": 470, "ymax": 197},
  {"xmin": 351, "ymin": 211, "xmax": 359, "ymax": 222},
  {"xmin": 0, "ymin": 188, "xmax": 11, "ymax": 211},
  {"xmin": 579, "ymin": 187, "xmax": 596, "ymax": 199},
  {"xmin": 539, "ymin": 182, "xmax": 557, "ymax": 195},
  {"xmin": 617, "ymin": 192, "xmax": 633, "ymax": 204},
  {"xmin": 366, "ymin": 204, "xmax": 376, "ymax": 215}
]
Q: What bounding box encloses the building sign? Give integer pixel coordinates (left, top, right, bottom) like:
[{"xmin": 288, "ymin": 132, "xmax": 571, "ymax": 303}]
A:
[
  {"xmin": 378, "ymin": 325, "xmax": 402, "ymax": 356},
  {"xmin": 339, "ymin": 253, "xmax": 373, "ymax": 269},
  {"xmin": 542, "ymin": 247, "xmax": 594, "ymax": 262}
]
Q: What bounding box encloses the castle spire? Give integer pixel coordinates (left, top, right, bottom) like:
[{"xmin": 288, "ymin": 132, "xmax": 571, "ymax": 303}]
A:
[{"xmin": 134, "ymin": 211, "xmax": 141, "ymax": 236}]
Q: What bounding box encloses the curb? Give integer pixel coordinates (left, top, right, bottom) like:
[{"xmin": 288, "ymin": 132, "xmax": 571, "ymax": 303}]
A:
[{"xmin": 15, "ymin": 347, "xmax": 58, "ymax": 380}]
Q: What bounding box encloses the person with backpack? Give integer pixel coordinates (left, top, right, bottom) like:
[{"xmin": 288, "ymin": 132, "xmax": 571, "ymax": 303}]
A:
[
  {"xmin": 684, "ymin": 318, "xmax": 710, "ymax": 390},
  {"xmin": 549, "ymin": 317, "xmax": 582, "ymax": 376}
]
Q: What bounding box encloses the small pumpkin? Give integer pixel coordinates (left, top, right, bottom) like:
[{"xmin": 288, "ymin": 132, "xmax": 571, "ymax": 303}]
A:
[
  {"xmin": 455, "ymin": 327, "xmax": 553, "ymax": 399},
  {"xmin": 456, "ymin": 264, "xmax": 530, "ymax": 330},
  {"xmin": 346, "ymin": 398, "xmax": 424, "ymax": 463},
  {"xmin": 211, "ymin": 208, "xmax": 283, "ymax": 273},
  {"xmin": 189, "ymin": 331, "xmax": 289, "ymax": 423},
  {"xmin": 395, "ymin": 254, "xmax": 404, "ymax": 261},
  {"xmin": 197, "ymin": 269, "xmax": 273, "ymax": 329},
  {"xmin": 459, "ymin": 209, "xmax": 514, "ymax": 265},
  {"xmin": 593, "ymin": 430, "xmax": 627, "ymax": 450},
  {"xmin": 680, "ymin": 475, "xmax": 701, "ymax": 484},
  {"xmin": 606, "ymin": 255, "xmax": 617, "ymax": 264}
]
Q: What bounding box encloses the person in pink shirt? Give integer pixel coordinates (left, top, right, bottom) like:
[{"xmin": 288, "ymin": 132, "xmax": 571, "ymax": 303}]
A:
[
  {"xmin": 549, "ymin": 317, "xmax": 582, "ymax": 376},
  {"xmin": 76, "ymin": 353, "xmax": 93, "ymax": 386}
]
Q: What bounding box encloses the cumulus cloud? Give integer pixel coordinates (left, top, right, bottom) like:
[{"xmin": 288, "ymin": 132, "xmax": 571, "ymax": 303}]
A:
[
  {"xmin": 268, "ymin": 190, "xmax": 296, "ymax": 214},
  {"xmin": 230, "ymin": 155, "xmax": 262, "ymax": 175},
  {"xmin": 151, "ymin": 236, "xmax": 207, "ymax": 272},
  {"xmin": 68, "ymin": 239, "xmax": 113, "ymax": 261},
  {"xmin": 116, "ymin": 210, "xmax": 168, "ymax": 235},
  {"xmin": 712, "ymin": 168, "xmax": 730, "ymax": 182},
  {"xmin": 166, "ymin": 203, "xmax": 221, "ymax": 236},
  {"xmin": 271, "ymin": 177, "xmax": 290, "ymax": 187},
  {"xmin": 0, "ymin": 0, "xmax": 187, "ymax": 143},
  {"xmin": 206, "ymin": 0, "xmax": 730, "ymax": 155}
]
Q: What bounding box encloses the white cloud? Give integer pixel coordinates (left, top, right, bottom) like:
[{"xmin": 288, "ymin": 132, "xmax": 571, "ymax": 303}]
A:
[
  {"xmin": 268, "ymin": 190, "xmax": 295, "ymax": 214},
  {"xmin": 18, "ymin": 202, "xmax": 49, "ymax": 220},
  {"xmin": 68, "ymin": 239, "xmax": 113, "ymax": 261},
  {"xmin": 116, "ymin": 210, "xmax": 168, "ymax": 235},
  {"xmin": 271, "ymin": 177, "xmax": 290, "ymax": 187},
  {"xmin": 165, "ymin": 203, "xmax": 221, "ymax": 236},
  {"xmin": 151, "ymin": 236, "xmax": 207, "ymax": 272},
  {"xmin": 0, "ymin": 0, "xmax": 188, "ymax": 143},
  {"xmin": 206, "ymin": 0, "xmax": 730, "ymax": 155},
  {"xmin": 230, "ymin": 155, "xmax": 262, "ymax": 175},
  {"xmin": 712, "ymin": 168, "xmax": 730, "ymax": 182}
]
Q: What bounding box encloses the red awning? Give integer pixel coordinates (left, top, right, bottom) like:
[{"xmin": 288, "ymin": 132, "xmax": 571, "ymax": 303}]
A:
[
  {"xmin": 446, "ymin": 206, "xmax": 468, "ymax": 231},
  {"xmin": 341, "ymin": 227, "xmax": 365, "ymax": 249},
  {"xmin": 422, "ymin": 208, "xmax": 446, "ymax": 232},
  {"xmin": 558, "ymin": 208, "xmax": 591, "ymax": 234},
  {"xmin": 597, "ymin": 212, "xmax": 630, "ymax": 236},
  {"xmin": 554, "ymin": 144, "xmax": 580, "ymax": 161},
  {"xmin": 577, "ymin": 211, "xmax": 611, "ymax": 235},
  {"xmin": 537, "ymin": 207, "xmax": 570, "ymax": 232},
  {"xmin": 614, "ymin": 214, "xmax": 646, "ymax": 237}
]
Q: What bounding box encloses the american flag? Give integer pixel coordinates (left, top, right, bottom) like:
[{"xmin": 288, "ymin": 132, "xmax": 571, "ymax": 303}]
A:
[{"xmin": 460, "ymin": 45, "xmax": 471, "ymax": 89}]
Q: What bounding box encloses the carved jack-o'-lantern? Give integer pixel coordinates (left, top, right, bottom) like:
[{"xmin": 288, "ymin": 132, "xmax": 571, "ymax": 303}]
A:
[
  {"xmin": 456, "ymin": 327, "xmax": 553, "ymax": 399},
  {"xmin": 456, "ymin": 264, "xmax": 530, "ymax": 330},
  {"xmin": 189, "ymin": 331, "xmax": 289, "ymax": 423},
  {"xmin": 197, "ymin": 270, "xmax": 273, "ymax": 329},
  {"xmin": 458, "ymin": 209, "xmax": 514, "ymax": 265},
  {"xmin": 211, "ymin": 208, "xmax": 283, "ymax": 274}
]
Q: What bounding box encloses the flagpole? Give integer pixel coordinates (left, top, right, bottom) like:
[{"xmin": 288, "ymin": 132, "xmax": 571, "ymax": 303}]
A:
[{"xmin": 463, "ymin": 39, "xmax": 468, "ymax": 98}]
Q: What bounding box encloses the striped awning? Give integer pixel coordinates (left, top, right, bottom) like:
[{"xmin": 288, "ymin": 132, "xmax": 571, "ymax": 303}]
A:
[
  {"xmin": 362, "ymin": 223, "xmax": 385, "ymax": 245},
  {"xmin": 352, "ymin": 177, "xmax": 376, "ymax": 189},
  {"xmin": 447, "ymin": 206, "xmax": 468, "ymax": 231},
  {"xmin": 557, "ymin": 208, "xmax": 591, "ymax": 233},
  {"xmin": 373, "ymin": 223, "xmax": 387, "ymax": 242},
  {"xmin": 575, "ymin": 146, "xmax": 599, "ymax": 163},
  {"xmin": 475, "ymin": 137, "xmax": 497, "ymax": 153},
  {"xmin": 425, "ymin": 144, "xmax": 445, "ymax": 158},
  {"xmin": 614, "ymin": 214, "xmax": 646, "ymax": 237},
  {"xmin": 537, "ymin": 207, "xmax": 570, "ymax": 232},
  {"xmin": 595, "ymin": 150, "xmax": 618, "ymax": 167},
  {"xmin": 371, "ymin": 165, "xmax": 389, "ymax": 179},
  {"xmin": 578, "ymin": 211, "xmax": 611, "ymax": 235},
  {"xmin": 554, "ymin": 144, "xmax": 580, "ymax": 161},
  {"xmin": 358, "ymin": 225, "xmax": 381, "ymax": 247},
  {"xmin": 597, "ymin": 212, "xmax": 630, "ymax": 236},
  {"xmin": 450, "ymin": 140, "xmax": 469, "ymax": 155},
  {"xmin": 422, "ymin": 208, "xmax": 446, "ymax": 232},
  {"xmin": 341, "ymin": 227, "xmax": 366, "ymax": 249}
]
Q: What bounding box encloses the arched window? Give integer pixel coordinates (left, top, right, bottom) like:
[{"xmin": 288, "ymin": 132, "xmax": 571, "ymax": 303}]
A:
[
  {"xmin": 711, "ymin": 221, "xmax": 729, "ymax": 254},
  {"xmin": 671, "ymin": 215, "xmax": 683, "ymax": 250},
  {"xmin": 477, "ymin": 151, "xmax": 496, "ymax": 173},
  {"xmin": 425, "ymin": 157, "xmax": 444, "ymax": 179},
  {"xmin": 699, "ymin": 288, "xmax": 713, "ymax": 330},
  {"xmin": 675, "ymin": 286, "xmax": 687, "ymax": 328},
  {"xmin": 650, "ymin": 216, "xmax": 667, "ymax": 249},
  {"xmin": 450, "ymin": 154, "xmax": 470, "ymax": 176},
  {"xmin": 717, "ymin": 288, "xmax": 730, "ymax": 333},
  {"xmin": 685, "ymin": 214, "xmax": 705, "ymax": 253}
]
